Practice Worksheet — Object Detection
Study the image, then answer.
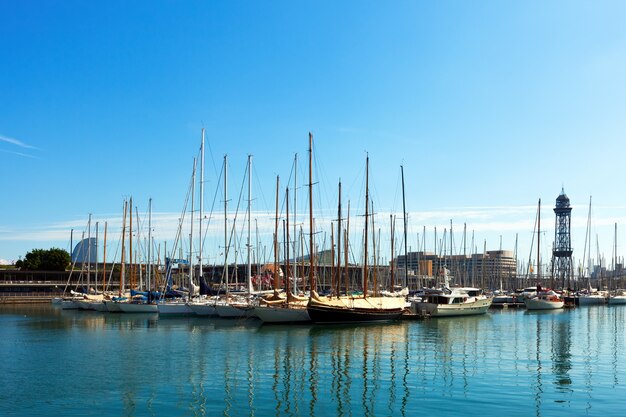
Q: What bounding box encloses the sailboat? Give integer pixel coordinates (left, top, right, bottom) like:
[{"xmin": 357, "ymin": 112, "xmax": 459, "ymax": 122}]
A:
[
  {"xmin": 608, "ymin": 223, "xmax": 626, "ymax": 305},
  {"xmin": 214, "ymin": 155, "xmax": 255, "ymax": 318},
  {"xmin": 159, "ymin": 152, "xmax": 200, "ymax": 317},
  {"xmin": 524, "ymin": 198, "xmax": 564, "ymax": 310},
  {"xmin": 117, "ymin": 197, "xmax": 159, "ymax": 314},
  {"xmin": 307, "ymin": 145, "xmax": 405, "ymax": 323},
  {"xmin": 254, "ymin": 176, "xmax": 311, "ymax": 324},
  {"xmin": 578, "ymin": 196, "xmax": 607, "ymax": 306}
]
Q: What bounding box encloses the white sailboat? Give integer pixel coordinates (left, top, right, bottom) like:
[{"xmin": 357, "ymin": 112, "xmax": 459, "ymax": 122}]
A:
[
  {"xmin": 524, "ymin": 199, "xmax": 564, "ymax": 310},
  {"xmin": 608, "ymin": 223, "xmax": 626, "ymax": 305}
]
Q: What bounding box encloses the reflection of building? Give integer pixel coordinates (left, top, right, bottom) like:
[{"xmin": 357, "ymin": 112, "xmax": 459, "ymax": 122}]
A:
[
  {"xmin": 394, "ymin": 250, "xmax": 517, "ymax": 288},
  {"xmin": 72, "ymin": 238, "xmax": 98, "ymax": 263}
]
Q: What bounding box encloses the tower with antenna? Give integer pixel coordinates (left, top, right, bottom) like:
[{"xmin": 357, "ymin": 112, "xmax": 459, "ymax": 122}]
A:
[{"xmin": 552, "ymin": 188, "xmax": 573, "ymax": 289}]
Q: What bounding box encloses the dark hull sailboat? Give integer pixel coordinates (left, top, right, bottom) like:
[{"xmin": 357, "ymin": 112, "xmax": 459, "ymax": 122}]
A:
[{"xmin": 307, "ymin": 303, "xmax": 404, "ymax": 323}]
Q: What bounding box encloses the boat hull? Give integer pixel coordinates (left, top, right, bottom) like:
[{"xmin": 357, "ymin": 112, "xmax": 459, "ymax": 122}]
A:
[
  {"xmin": 578, "ymin": 295, "xmax": 606, "ymax": 306},
  {"xmin": 118, "ymin": 302, "xmax": 158, "ymax": 313},
  {"xmin": 608, "ymin": 296, "xmax": 626, "ymax": 305},
  {"xmin": 187, "ymin": 303, "xmax": 218, "ymax": 317},
  {"xmin": 306, "ymin": 304, "xmax": 403, "ymax": 324},
  {"xmin": 103, "ymin": 300, "xmax": 123, "ymax": 312},
  {"xmin": 215, "ymin": 303, "xmax": 254, "ymax": 318},
  {"xmin": 524, "ymin": 297, "xmax": 564, "ymax": 310},
  {"xmin": 254, "ymin": 305, "xmax": 310, "ymax": 323},
  {"xmin": 157, "ymin": 302, "xmax": 194, "ymax": 316},
  {"xmin": 411, "ymin": 298, "xmax": 492, "ymax": 317}
]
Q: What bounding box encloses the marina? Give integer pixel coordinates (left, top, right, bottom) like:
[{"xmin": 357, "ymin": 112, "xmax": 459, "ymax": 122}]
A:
[
  {"xmin": 3, "ymin": 2, "xmax": 626, "ymax": 416},
  {"xmin": 2, "ymin": 303, "xmax": 626, "ymax": 416}
]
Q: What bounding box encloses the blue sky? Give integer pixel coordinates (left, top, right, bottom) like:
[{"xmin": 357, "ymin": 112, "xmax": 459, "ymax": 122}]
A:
[{"xmin": 2, "ymin": 1, "xmax": 626, "ymax": 273}]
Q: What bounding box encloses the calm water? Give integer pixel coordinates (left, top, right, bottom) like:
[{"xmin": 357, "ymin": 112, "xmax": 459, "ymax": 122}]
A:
[{"xmin": 1, "ymin": 305, "xmax": 625, "ymax": 416}]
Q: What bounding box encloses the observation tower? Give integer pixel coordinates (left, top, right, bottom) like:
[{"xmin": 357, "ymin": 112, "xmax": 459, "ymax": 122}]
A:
[{"xmin": 552, "ymin": 188, "xmax": 573, "ymax": 289}]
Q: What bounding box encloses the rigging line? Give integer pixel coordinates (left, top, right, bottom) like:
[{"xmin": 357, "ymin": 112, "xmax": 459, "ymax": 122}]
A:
[
  {"xmin": 201, "ymin": 157, "xmax": 225, "ymax": 258},
  {"xmin": 223, "ymin": 159, "xmax": 249, "ymax": 268},
  {"xmin": 160, "ymin": 159, "xmax": 196, "ymax": 293}
]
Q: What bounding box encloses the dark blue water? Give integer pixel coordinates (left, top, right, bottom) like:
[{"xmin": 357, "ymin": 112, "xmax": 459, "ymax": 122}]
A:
[{"xmin": 1, "ymin": 305, "xmax": 625, "ymax": 416}]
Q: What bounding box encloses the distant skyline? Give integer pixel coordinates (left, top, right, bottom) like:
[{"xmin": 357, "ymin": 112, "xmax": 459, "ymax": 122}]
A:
[{"xmin": 2, "ymin": 1, "xmax": 626, "ymax": 271}]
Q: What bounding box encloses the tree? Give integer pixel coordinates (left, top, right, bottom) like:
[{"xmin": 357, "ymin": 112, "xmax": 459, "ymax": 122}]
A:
[{"xmin": 17, "ymin": 248, "xmax": 70, "ymax": 271}]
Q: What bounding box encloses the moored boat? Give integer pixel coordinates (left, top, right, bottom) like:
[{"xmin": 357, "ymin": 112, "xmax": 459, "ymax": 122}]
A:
[
  {"xmin": 523, "ymin": 290, "xmax": 564, "ymax": 310},
  {"xmin": 411, "ymin": 287, "xmax": 492, "ymax": 317}
]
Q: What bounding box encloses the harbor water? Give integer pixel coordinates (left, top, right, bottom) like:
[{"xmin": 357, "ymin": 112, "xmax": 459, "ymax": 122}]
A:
[{"xmin": 1, "ymin": 304, "xmax": 626, "ymax": 416}]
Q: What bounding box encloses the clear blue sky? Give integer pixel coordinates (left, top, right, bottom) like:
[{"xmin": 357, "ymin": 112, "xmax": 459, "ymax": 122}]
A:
[{"xmin": 2, "ymin": 1, "xmax": 626, "ymax": 274}]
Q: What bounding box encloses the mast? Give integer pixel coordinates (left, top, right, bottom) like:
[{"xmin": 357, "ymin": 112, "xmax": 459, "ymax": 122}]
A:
[
  {"xmin": 247, "ymin": 155, "xmax": 253, "ymax": 295},
  {"xmin": 273, "ymin": 176, "xmax": 280, "ymax": 295},
  {"xmin": 363, "ymin": 154, "xmax": 369, "ymax": 298},
  {"xmin": 401, "ymin": 165, "xmax": 408, "ymax": 288},
  {"xmin": 537, "ymin": 198, "xmax": 541, "ymax": 288},
  {"xmin": 95, "ymin": 221, "xmax": 99, "ymax": 293},
  {"xmin": 147, "ymin": 198, "xmax": 152, "ymax": 292},
  {"xmin": 135, "ymin": 206, "xmax": 141, "ymax": 290},
  {"xmin": 331, "ymin": 223, "xmax": 335, "ymax": 295},
  {"xmin": 119, "ymin": 200, "xmax": 128, "ymax": 297},
  {"xmin": 190, "ymin": 157, "xmax": 196, "ymax": 292},
  {"xmin": 371, "ymin": 200, "xmax": 377, "ymax": 295},
  {"xmin": 224, "ymin": 155, "xmax": 229, "ymax": 297},
  {"xmin": 286, "ymin": 187, "xmax": 291, "ymax": 297},
  {"xmin": 345, "ymin": 201, "xmax": 350, "ymax": 295},
  {"xmin": 614, "ymin": 223, "xmax": 618, "ymax": 293},
  {"xmin": 87, "ymin": 213, "xmax": 92, "ymax": 292},
  {"xmin": 336, "ymin": 180, "xmax": 342, "ymax": 297},
  {"xmin": 308, "ymin": 132, "xmax": 315, "ymax": 293},
  {"xmin": 129, "ymin": 197, "xmax": 133, "ymax": 290},
  {"xmin": 390, "ymin": 215, "xmax": 395, "ymax": 292},
  {"xmin": 103, "ymin": 221, "xmax": 107, "ymax": 293},
  {"xmin": 199, "ymin": 129, "xmax": 205, "ymax": 291},
  {"xmin": 293, "ymin": 153, "xmax": 298, "ymax": 290}
]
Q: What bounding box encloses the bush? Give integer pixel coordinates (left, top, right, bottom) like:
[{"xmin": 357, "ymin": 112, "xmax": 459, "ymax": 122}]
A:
[{"xmin": 16, "ymin": 248, "xmax": 71, "ymax": 271}]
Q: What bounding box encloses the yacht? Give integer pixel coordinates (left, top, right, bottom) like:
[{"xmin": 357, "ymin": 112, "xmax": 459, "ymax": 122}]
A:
[
  {"xmin": 523, "ymin": 289, "xmax": 564, "ymax": 310},
  {"xmin": 410, "ymin": 286, "xmax": 492, "ymax": 317}
]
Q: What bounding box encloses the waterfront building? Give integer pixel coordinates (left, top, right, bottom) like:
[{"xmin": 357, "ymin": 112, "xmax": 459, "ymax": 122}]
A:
[{"xmin": 394, "ymin": 250, "xmax": 518, "ymax": 290}]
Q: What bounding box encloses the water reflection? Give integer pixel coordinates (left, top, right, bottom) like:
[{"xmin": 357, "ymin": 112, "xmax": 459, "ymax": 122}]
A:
[
  {"xmin": 307, "ymin": 322, "xmax": 410, "ymax": 417},
  {"xmin": 4, "ymin": 305, "xmax": 626, "ymax": 416}
]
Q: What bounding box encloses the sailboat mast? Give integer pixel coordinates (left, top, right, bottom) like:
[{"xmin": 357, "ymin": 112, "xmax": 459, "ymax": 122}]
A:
[
  {"xmin": 537, "ymin": 198, "xmax": 541, "ymax": 287},
  {"xmin": 336, "ymin": 180, "xmax": 342, "ymax": 297},
  {"xmin": 247, "ymin": 155, "xmax": 253, "ymax": 295},
  {"xmin": 273, "ymin": 176, "xmax": 280, "ymax": 295},
  {"xmin": 147, "ymin": 198, "xmax": 152, "ymax": 292},
  {"xmin": 401, "ymin": 165, "xmax": 408, "ymax": 289},
  {"xmin": 120, "ymin": 201, "xmax": 127, "ymax": 297},
  {"xmin": 199, "ymin": 129, "xmax": 205, "ymax": 290},
  {"xmin": 286, "ymin": 187, "xmax": 290, "ymax": 297},
  {"xmin": 190, "ymin": 157, "xmax": 196, "ymax": 291},
  {"xmin": 95, "ymin": 221, "xmax": 99, "ymax": 293},
  {"xmin": 363, "ymin": 154, "xmax": 369, "ymax": 298},
  {"xmin": 129, "ymin": 197, "xmax": 133, "ymax": 290},
  {"xmin": 614, "ymin": 222, "xmax": 618, "ymax": 293},
  {"xmin": 224, "ymin": 155, "xmax": 229, "ymax": 296},
  {"xmin": 390, "ymin": 215, "xmax": 395, "ymax": 291},
  {"xmin": 345, "ymin": 201, "xmax": 350, "ymax": 295},
  {"xmin": 293, "ymin": 153, "xmax": 298, "ymax": 290},
  {"xmin": 308, "ymin": 133, "xmax": 315, "ymax": 292},
  {"xmin": 87, "ymin": 213, "xmax": 92, "ymax": 292},
  {"xmin": 103, "ymin": 221, "xmax": 107, "ymax": 293}
]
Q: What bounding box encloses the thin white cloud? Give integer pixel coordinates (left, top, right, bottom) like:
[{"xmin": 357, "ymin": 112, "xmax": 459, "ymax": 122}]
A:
[
  {"xmin": 0, "ymin": 134, "xmax": 39, "ymax": 150},
  {"xmin": 0, "ymin": 149, "xmax": 39, "ymax": 159}
]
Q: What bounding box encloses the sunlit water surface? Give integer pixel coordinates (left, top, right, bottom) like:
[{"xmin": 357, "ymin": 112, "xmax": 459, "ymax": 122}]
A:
[{"xmin": 1, "ymin": 304, "xmax": 625, "ymax": 416}]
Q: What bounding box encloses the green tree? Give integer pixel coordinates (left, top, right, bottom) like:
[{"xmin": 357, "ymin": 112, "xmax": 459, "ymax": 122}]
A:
[{"xmin": 18, "ymin": 248, "xmax": 70, "ymax": 271}]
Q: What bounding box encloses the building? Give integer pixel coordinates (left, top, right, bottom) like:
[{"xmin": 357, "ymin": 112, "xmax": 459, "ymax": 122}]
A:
[{"xmin": 394, "ymin": 250, "xmax": 518, "ymax": 289}]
